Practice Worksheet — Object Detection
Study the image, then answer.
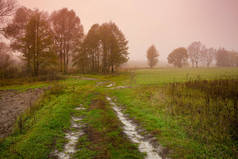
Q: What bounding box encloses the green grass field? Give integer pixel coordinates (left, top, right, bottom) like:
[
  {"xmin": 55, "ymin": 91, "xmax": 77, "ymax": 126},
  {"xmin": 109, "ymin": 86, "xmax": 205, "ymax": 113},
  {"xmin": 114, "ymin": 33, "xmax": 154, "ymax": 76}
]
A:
[
  {"xmin": 135, "ymin": 67, "xmax": 238, "ymax": 85},
  {"xmin": 0, "ymin": 68, "xmax": 238, "ymax": 159}
]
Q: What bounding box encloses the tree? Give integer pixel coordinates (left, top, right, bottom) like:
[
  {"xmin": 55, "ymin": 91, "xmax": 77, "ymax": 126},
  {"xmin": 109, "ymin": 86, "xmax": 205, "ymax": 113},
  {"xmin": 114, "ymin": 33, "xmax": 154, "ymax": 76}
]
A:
[
  {"xmin": 216, "ymin": 48, "xmax": 238, "ymax": 67},
  {"xmin": 188, "ymin": 41, "xmax": 202, "ymax": 67},
  {"xmin": 25, "ymin": 10, "xmax": 57, "ymax": 76},
  {"xmin": 0, "ymin": 42, "xmax": 13, "ymax": 78},
  {"xmin": 0, "ymin": 0, "xmax": 16, "ymax": 32},
  {"xmin": 146, "ymin": 45, "xmax": 159, "ymax": 68},
  {"xmin": 73, "ymin": 22, "xmax": 129, "ymax": 73},
  {"xmin": 50, "ymin": 8, "xmax": 84, "ymax": 73},
  {"xmin": 201, "ymin": 46, "xmax": 216, "ymax": 67},
  {"xmin": 5, "ymin": 8, "xmax": 58, "ymax": 76},
  {"xmin": 4, "ymin": 7, "xmax": 33, "ymax": 72},
  {"xmin": 168, "ymin": 47, "xmax": 188, "ymax": 68}
]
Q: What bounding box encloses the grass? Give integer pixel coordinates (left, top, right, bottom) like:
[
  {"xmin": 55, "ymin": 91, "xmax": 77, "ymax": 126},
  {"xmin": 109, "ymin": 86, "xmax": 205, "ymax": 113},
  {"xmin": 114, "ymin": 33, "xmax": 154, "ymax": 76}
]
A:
[
  {"xmin": 135, "ymin": 67, "xmax": 238, "ymax": 85},
  {"xmin": 0, "ymin": 79, "xmax": 93, "ymax": 159},
  {"xmin": 106, "ymin": 68, "xmax": 238, "ymax": 158},
  {"xmin": 0, "ymin": 82, "xmax": 49, "ymax": 91},
  {"xmin": 1, "ymin": 67, "xmax": 238, "ymax": 159}
]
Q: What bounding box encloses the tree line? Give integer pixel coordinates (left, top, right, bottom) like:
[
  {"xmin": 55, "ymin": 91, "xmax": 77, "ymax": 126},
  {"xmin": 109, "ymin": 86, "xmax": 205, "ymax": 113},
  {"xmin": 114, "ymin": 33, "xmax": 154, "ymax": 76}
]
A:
[
  {"xmin": 0, "ymin": 2, "xmax": 129, "ymax": 78},
  {"xmin": 147, "ymin": 42, "xmax": 238, "ymax": 68}
]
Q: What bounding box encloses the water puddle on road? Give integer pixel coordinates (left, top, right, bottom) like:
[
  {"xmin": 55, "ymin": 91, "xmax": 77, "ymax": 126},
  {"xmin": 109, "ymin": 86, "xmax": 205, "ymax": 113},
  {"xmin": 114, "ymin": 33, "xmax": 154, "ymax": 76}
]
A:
[
  {"xmin": 107, "ymin": 97, "xmax": 163, "ymax": 159},
  {"xmin": 52, "ymin": 107, "xmax": 84, "ymax": 159}
]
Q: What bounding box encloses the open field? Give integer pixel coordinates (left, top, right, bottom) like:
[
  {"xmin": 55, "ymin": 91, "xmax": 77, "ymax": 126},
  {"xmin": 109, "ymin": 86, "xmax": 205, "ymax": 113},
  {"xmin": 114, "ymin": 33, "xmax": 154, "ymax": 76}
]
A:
[
  {"xmin": 135, "ymin": 67, "xmax": 238, "ymax": 85},
  {"xmin": 0, "ymin": 68, "xmax": 238, "ymax": 159}
]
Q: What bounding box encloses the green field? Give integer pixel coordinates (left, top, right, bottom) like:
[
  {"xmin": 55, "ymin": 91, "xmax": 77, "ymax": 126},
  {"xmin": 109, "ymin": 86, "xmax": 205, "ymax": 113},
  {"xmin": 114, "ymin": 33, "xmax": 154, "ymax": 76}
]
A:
[
  {"xmin": 0, "ymin": 68, "xmax": 238, "ymax": 159},
  {"xmin": 135, "ymin": 67, "xmax": 238, "ymax": 85}
]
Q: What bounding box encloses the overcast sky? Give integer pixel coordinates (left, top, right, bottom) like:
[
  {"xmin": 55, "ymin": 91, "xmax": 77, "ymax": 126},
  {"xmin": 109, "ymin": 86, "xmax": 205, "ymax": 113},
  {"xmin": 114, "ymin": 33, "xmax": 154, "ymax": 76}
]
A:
[{"xmin": 19, "ymin": 0, "xmax": 238, "ymax": 61}]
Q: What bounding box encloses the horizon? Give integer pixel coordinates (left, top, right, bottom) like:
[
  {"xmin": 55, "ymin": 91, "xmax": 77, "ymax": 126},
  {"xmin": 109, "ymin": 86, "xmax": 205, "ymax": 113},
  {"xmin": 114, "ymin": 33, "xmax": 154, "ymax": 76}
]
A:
[{"xmin": 19, "ymin": 0, "xmax": 238, "ymax": 62}]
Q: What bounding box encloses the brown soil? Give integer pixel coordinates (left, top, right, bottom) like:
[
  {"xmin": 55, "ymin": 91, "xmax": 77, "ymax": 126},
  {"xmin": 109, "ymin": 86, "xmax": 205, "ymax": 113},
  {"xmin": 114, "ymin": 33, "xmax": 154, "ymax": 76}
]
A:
[{"xmin": 0, "ymin": 88, "xmax": 46, "ymax": 138}]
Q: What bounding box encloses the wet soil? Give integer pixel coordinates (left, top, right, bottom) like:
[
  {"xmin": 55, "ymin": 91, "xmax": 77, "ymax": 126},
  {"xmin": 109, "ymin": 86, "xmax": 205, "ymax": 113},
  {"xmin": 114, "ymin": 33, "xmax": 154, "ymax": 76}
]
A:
[
  {"xmin": 107, "ymin": 96, "xmax": 168, "ymax": 159},
  {"xmin": 51, "ymin": 106, "xmax": 85, "ymax": 159},
  {"xmin": 0, "ymin": 88, "xmax": 46, "ymax": 138}
]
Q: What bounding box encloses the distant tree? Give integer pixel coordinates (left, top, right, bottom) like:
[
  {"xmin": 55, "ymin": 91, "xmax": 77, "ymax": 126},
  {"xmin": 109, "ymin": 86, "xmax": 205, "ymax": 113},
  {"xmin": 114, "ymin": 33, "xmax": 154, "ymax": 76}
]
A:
[
  {"xmin": 201, "ymin": 46, "xmax": 216, "ymax": 67},
  {"xmin": 188, "ymin": 41, "xmax": 202, "ymax": 67},
  {"xmin": 168, "ymin": 47, "xmax": 188, "ymax": 68},
  {"xmin": 146, "ymin": 45, "xmax": 159, "ymax": 68},
  {"xmin": 50, "ymin": 8, "xmax": 84, "ymax": 73},
  {"xmin": 216, "ymin": 48, "xmax": 238, "ymax": 67},
  {"xmin": 0, "ymin": 0, "xmax": 16, "ymax": 32}
]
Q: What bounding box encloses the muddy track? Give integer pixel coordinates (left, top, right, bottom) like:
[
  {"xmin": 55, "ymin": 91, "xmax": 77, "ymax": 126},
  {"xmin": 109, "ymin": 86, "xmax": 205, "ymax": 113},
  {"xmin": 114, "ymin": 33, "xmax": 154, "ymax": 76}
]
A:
[
  {"xmin": 0, "ymin": 88, "xmax": 46, "ymax": 138},
  {"xmin": 107, "ymin": 96, "xmax": 168, "ymax": 159}
]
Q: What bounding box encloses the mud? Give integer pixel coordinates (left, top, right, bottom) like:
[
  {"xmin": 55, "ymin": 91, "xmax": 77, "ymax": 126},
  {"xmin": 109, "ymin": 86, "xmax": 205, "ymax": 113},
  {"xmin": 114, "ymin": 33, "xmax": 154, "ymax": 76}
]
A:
[
  {"xmin": 107, "ymin": 97, "xmax": 166, "ymax": 159},
  {"xmin": 109, "ymin": 86, "xmax": 130, "ymax": 89},
  {"xmin": 0, "ymin": 88, "xmax": 46, "ymax": 138},
  {"xmin": 70, "ymin": 76, "xmax": 97, "ymax": 81},
  {"xmin": 52, "ymin": 107, "xmax": 84, "ymax": 159}
]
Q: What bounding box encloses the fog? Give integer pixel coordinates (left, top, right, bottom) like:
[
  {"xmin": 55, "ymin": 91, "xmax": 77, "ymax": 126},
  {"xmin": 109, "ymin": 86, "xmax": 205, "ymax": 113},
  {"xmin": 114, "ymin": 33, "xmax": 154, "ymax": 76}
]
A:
[{"xmin": 19, "ymin": 0, "xmax": 238, "ymax": 62}]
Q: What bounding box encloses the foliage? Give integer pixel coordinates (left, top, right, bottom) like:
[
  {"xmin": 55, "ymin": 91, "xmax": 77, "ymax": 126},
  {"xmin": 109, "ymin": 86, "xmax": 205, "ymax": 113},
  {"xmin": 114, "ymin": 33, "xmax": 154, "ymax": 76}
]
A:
[
  {"xmin": 50, "ymin": 8, "xmax": 84, "ymax": 73},
  {"xmin": 73, "ymin": 22, "xmax": 129, "ymax": 74},
  {"xmin": 167, "ymin": 47, "xmax": 188, "ymax": 67},
  {"xmin": 5, "ymin": 8, "xmax": 58, "ymax": 76},
  {"xmin": 216, "ymin": 48, "xmax": 238, "ymax": 67},
  {"xmin": 166, "ymin": 79, "xmax": 238, "ymax": 158}
]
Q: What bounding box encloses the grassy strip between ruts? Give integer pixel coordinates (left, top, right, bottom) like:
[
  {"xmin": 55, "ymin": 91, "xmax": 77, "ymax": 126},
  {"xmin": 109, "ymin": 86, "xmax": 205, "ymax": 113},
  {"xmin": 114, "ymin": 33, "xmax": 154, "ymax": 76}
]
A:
[
  {"xmin": 0, "ymin": 79, "xmax": 93, "ymax": 159},
  {"xmin": 73, "ymin": 90, "xmax": 145, "ymax": 159}
]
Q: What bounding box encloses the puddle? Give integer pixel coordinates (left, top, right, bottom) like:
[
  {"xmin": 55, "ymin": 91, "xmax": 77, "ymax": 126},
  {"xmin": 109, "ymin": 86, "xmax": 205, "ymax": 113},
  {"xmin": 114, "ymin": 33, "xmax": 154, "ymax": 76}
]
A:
[
  {"xmin": 107, "ymin": 97, "xmax": 163, "ymax": 159},
  {"xmin": 81, "ymin": 77, "xmax": 97, "ymax": 81},
  {"xmin": 52, "ymin": 107, "xmax": 84, "ymax": 159},
  {"xmin": 106, "ymin": 83, "xmax": 113, "ymax": 88},
  {"xmin": 109, "ymin": 86, "xmax": 129, "ymax": 89}
]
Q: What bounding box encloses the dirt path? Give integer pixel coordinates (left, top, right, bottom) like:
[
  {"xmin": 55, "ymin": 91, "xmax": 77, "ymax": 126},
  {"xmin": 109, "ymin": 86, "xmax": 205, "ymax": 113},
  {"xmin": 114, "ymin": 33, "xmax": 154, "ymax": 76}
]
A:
[
  {"xmin": 0, "ymin": 88, "xmax": 46, "ymax": 138},
  {"xmin": 52, "ymin": 106, "xmax": 85, "ymax": 159},
  {"xmin": 107, "ymin": 96, "xmax": 167, "ymax": 159}
]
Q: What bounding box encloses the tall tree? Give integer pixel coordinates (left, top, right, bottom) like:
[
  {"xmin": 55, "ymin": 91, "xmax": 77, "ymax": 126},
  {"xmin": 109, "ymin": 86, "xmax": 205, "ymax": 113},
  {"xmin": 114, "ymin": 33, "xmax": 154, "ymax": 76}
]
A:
[
  {"xmin": 25, "ymin": 10, "xmax": 56, "ymax": 76},
  {"xmin": 146, "ymin": 45, "xmax": 159, "ymax": 68},
  {"xmin": 4, "ymin": 7, "xmax": 32, "ymax": 72},
  {"xmin": 73, "ymin": 22, "xmax": 129, "ymax": 73},
  {"xmin": 106, "ymin": 22, "xmax": 129, "ymax": 72},
  {"xmin": 50, "ymin": 8, "xmax": 84, "ymax": 73},
  {"xmin": 188, "ymin": 41, "xmax": 202, "ymax": 68},
  {"xmin": 0, "ymin": 42, "xmax": 12, "ymax": 78},
  {"xmin": 5, "ymin": 8, "xmax": 57, "ymax": 76},
  {"xmin": 168, "ymin": 47, "xmax": 188, "ymax": 68}
]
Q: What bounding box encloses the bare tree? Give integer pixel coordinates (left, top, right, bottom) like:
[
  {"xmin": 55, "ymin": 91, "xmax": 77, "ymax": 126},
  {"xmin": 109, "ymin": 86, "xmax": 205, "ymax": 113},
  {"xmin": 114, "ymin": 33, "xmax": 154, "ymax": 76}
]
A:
[
  {"xmin": 202, "ymin": 47, "xmax": 216, "ymax": 67},
  {"xmin": 0, "ymin": 0, "xmax": 16, "ymax": 31},
  {"xmin": 146, "ymin": 45, "xmax": 159, "ymax": 68},
  {"xmin": 188, "ymin": 41, "xmax": 202, "ymax": 68}
]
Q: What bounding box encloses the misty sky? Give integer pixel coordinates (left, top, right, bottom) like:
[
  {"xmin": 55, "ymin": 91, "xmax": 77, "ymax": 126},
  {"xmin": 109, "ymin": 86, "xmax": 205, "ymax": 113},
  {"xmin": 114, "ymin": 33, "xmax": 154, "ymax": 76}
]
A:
[{"xmin": 19, "ymin": 0, "xmax": 238, "ymax": 61}]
